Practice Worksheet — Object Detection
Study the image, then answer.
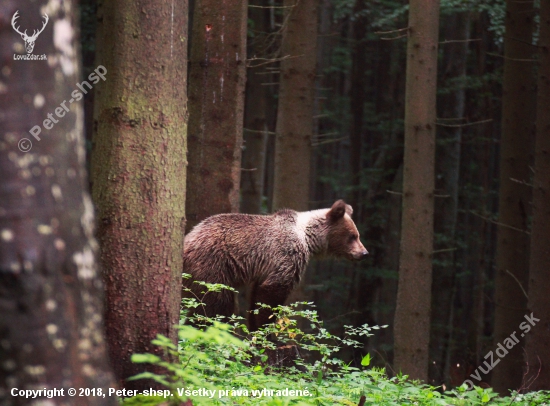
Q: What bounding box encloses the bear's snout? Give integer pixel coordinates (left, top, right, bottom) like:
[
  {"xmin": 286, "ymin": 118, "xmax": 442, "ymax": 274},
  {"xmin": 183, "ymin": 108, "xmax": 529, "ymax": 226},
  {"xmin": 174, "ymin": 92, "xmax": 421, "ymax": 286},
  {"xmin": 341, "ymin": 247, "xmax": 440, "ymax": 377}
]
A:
[{"xmin": 353, "ymin": 249, "xmax": 369, "ymax": 261}]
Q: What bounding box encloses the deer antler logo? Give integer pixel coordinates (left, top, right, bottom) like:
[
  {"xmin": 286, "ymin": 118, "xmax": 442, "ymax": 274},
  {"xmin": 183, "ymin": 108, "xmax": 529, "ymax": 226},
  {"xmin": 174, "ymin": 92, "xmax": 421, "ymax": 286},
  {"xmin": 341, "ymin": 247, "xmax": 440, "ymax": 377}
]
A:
[{"xmin": 11, "ymin": 10, "xmax": 49, "ymax": 54}]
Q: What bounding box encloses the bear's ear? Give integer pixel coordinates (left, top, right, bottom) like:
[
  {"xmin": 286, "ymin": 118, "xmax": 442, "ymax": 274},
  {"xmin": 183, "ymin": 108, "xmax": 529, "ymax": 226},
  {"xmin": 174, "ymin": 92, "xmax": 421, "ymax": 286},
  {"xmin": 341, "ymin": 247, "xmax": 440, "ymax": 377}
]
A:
[{"xmin": 326, "ymin": 200, "xmax": 347, "ymax": 221}]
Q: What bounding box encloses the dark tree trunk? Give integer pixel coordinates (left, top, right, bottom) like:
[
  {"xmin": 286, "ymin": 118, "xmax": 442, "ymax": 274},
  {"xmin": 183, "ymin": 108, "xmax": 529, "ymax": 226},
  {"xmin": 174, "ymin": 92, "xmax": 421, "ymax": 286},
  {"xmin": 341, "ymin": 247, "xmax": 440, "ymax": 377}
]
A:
[
  {"xmin": 272, "ymin": 0, "xmax": 319, "ymax": 211},
  {"xmin": 186, "ymin": 0, "xmax": 248, "ymax": 230},
  {"xmin": 452, "ymin": 13, "xmax": 502, "ymax": 386},
  {"xmin": 0, "ymin": 1, "xmax": 116, "ymax": 403},
  {"xmin": 525, "ymin": 0, "xmax": 550, "ymax": 391},
  {"xmin": 393, "ymin": 0, "xmax": 439, "ymax": 382},
  {"xmin": 372, "ymin": 164, "xmax": 402, "ymax": 368},
  {"xmin": 368, "ymin": 38, "xmax": 406, "ymax": 367},
  {"xmin": 348, "ymin": 0, "xmax": 371, "ymax": 345},
  {"xmin": 492, "ymin": 0, "xmax": 535, "ymax": 393},
  {"xmin": 431, "ymin": 11, "xmax": 470, "ymax": 385},
  {"xmin": 91, "ymin": 0, "xmax": 188, "ymax": 390},
  {"xmin": 241, "ymin": 1, "xmax": 269, "ymax": 215},
  {"xmin": 349, "ymin": 0, "xmax": 367, "ymax": 210}
]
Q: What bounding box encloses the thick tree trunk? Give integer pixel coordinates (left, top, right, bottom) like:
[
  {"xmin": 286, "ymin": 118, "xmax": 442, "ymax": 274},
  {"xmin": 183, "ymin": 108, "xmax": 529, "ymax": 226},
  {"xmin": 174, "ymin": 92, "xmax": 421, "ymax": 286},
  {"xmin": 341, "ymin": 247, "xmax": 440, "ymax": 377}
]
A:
[
  {"xmin": 431, "ymin": 11, "xmax": 470, "ymax": 385},
  {"xmin": 393, "ymin": 0, "xmax": 439, "ymax": 382},
  {"xmin": 186, "ymin": 0, "xmax": 248, "ymax": 230},
  {"xmin": 0, "ymin": 1, "xmax": 117, "ymax": 403},
  {"xmin": 492, "ymin": 0, "xmax": 535, "ymax": 393},
  {"xmin": 91, "ymin": 0, "xmax": 188, "ymax": 390},
  {"xmin": 272, "ymin": 0, "xmax": 319, "ymax": 211},
  {"xmin": 525, "ymin": 1, "xmax": 550, "ymax": 391}
]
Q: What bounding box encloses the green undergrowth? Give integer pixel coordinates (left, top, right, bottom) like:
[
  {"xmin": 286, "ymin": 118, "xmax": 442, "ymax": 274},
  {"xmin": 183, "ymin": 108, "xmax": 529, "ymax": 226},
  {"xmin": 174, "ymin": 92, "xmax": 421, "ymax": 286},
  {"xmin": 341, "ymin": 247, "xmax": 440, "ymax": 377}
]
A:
[{"xmin": 122, "ymin": 278, "xmax": 550, "ymax": 405}]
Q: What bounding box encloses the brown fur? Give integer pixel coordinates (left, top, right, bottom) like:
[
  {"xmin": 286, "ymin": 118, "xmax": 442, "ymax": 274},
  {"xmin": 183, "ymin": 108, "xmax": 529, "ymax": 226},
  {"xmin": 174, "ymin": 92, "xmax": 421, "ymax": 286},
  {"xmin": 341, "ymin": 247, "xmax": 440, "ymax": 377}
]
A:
[{"xmin": 182, "ymin": 200, "xmax": 368, "ymax": 329}]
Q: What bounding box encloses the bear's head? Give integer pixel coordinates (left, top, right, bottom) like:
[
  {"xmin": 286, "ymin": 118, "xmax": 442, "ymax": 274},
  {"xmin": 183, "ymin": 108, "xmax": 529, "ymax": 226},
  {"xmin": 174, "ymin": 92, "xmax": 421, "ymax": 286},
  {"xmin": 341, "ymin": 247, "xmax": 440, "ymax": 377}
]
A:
[{"xmin": 325, "ymin": 200, "xmax": 369, "ymax": 261}]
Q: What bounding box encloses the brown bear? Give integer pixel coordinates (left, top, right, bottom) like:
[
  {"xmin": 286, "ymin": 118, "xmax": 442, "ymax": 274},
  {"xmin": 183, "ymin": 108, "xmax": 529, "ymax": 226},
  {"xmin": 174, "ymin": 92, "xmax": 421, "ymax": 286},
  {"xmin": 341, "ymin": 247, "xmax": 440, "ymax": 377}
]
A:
[{"xmin": 182, "ymin": 199, "xmax": 368, "ymax": 330}]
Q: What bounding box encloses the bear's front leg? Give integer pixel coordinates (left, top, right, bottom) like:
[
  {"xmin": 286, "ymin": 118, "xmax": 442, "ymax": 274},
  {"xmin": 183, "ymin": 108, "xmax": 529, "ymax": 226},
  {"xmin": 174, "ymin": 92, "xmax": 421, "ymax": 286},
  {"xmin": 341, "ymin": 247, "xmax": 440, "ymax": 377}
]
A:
[{"xmin": 249, "ymin": 281, "xmax": 293, "ymax": 331}]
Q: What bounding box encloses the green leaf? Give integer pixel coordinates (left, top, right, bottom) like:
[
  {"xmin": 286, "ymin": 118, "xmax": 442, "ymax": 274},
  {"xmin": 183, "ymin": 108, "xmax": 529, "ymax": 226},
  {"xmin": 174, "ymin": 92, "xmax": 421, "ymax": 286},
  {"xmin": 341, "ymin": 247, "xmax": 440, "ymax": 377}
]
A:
[
  {"xmin": 131, "ymin": 353, "xmax": 161, "ymax": 363},
  {"xmin": 361, "ymin": 353, "xmax": 371, "ymax": 366},
  {"xmin": 127, "ymin": 372, "xmax": 170, "ymax": 387}
]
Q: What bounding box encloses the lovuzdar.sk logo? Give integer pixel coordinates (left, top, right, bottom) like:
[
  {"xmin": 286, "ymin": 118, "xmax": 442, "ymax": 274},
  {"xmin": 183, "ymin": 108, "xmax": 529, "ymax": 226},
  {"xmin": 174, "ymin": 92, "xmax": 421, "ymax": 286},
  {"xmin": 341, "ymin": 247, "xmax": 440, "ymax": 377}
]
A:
[{"xmin": 11, "ymin": 10, "xmax": 48, "ymax": 61}]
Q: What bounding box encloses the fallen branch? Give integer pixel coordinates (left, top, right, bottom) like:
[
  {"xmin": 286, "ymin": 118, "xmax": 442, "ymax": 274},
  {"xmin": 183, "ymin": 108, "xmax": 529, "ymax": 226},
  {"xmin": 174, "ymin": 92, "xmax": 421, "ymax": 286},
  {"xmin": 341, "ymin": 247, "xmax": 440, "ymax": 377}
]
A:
[
  {"xmin": 439, "ymin": 38, "xmax": 481, "ymax": 44},
  {"xmin": 469, "ymin": 210, "xmax": 531, "ymax": 235},
  {"xmin": 487, "ymin": 52, "xmax": 536, "ymax": 62},
  {"xmin": 375, "ymin": 27, "xmax": 410, "ymax": 40},
  {"xmin": 374, "ymin": 27, "xmax": 409, "ymax": 35},
  {"xmin": 314, "ymin": 132, "xmax": 339, "ymax": 139},
  {"xmin": 312, "ymin": 136, "xmax": 348, "ymax": 147},
  {"xmin": 243, "ymin": 128, "xmax": 275, "ymax": 135},
  {"xmin": 436, "ymin": 119, "xmax": 493, "ymax": 128},
  {"xmin": 249, "ymin": 4, "xmax": 296, "ymax": 8},
  {"xmin": 432, "ymin": 247, "xmax": 458, "ymax": 254},
  {"xmin": 505, "ymin": 269, "xmax": 528, "ymax": 300},
  {"xmin": 247, "ymin": 54, "xmax": 303, "ymax": 68},
  {"xmin": 510, "ymin": 177, "xmax": 533, "ymax": 187},
  {"xmin": 380, "ymin": 33, "xmax": 408, "ymax": 40}
]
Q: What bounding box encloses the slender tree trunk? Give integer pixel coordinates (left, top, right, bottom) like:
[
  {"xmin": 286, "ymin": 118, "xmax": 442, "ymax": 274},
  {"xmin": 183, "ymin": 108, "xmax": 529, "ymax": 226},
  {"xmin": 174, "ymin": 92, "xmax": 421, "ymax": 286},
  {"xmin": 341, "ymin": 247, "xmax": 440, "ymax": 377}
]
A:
[
  {"xmin": 348, "ymin": 0, "xmax": 370, "ymax": 340},
  {"xmin": 372, "ymin": 38, "xmax": 406, "ymax": 367},
  {"xmin": 241, "ymin": 1, "xmax": 269, "ymax": 214},
  {"xmin": 393, "ymin": 0, "xmax": 439, "ymax": 382},
  {"xmin": 431, "ymin": 11, "xmax": 470, "ymax": 385},
  {"xmin": 186, "ymin": 0, "xmax": 248, "ymax": 230},
  {"xmin": 272, "ymin": 0, "xmax": 319, "ymax": 211},
  {"xmin": 492, "ymin": 0, "xmax": 535, "ymax": 393},
  {"xmin": 454, "ymin": 14, "xmax": 501, "ymax": 383},
  {"xmin": 91, "ymin": 0, "xmax": 188, "ymax": 390},
  {"xmin": 311, "ymin": 0, "xmax": 333, "ymax": 209},
  {"xmin": 241, "ymin": 81, "xmax": 267, "ymax": 214},
  {"xmin": 525, "ymin": 1, "xmax": 550, "ymax": 391},
  {"xmin": 0, "ymin": 1, "xmax": 117, "ymax": 403},
  {"xmin": 349, "ymin": 0, "xmax": 367, "ymax": 210},
  {"xmin": 373, "ymin": 164, "xmax": 402, "ymax": 367}
]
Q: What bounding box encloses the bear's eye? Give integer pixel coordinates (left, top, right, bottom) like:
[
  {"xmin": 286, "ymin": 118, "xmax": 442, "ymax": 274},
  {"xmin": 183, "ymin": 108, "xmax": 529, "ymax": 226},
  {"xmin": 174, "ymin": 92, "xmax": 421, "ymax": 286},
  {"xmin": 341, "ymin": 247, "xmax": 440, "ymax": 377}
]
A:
[{"xmin": 349, "ymin": 234, "xmax": 358, "ymax": 242}]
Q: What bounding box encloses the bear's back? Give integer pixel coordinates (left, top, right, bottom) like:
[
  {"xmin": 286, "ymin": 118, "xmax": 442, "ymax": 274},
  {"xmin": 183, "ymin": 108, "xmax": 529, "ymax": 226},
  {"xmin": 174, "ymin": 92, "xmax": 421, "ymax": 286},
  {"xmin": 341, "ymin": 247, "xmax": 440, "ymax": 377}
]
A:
[{"xmin": 183, "ymin": 211, "xmax": 309, "ymax": 285}]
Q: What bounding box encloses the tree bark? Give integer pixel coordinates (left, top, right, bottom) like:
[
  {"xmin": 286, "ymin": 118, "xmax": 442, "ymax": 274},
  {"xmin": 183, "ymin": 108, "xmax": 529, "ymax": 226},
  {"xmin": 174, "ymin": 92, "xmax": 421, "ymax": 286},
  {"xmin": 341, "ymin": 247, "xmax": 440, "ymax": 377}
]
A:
[
  {"xmin": 0, "ymin": 1, "xmax": 117, "ymax": 404},
  {"xmin": 186, "ymin": 0, "xmax": 248, "ymax": 230},
  {"xmin": 91, "ymin": 0, "xmax": 188, "ymax": 390},
  {"xmin": 349, "ymin": 0, "xmax": 367, "ymax": 211},
  {"xmin": 393, "ymin": 0, "xmax": 439, "ymax": 382},
  {"xmin": 240, "ymin": 1, "xmax": 269, "ymax": 215},
  {"xmin": 272, "ymin": 0, "xmax": 319, "ymax": 211},
  {"xmin": 431, "ymin": 11, "xmax": 470, "ymax": 385},
  {"xmin": 525, "ymin": 0, "xmax": 550, "ymax": 391},
  {"xmin": 492, "ymin": 0, "xmax": 535, "ymax": 393}
]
